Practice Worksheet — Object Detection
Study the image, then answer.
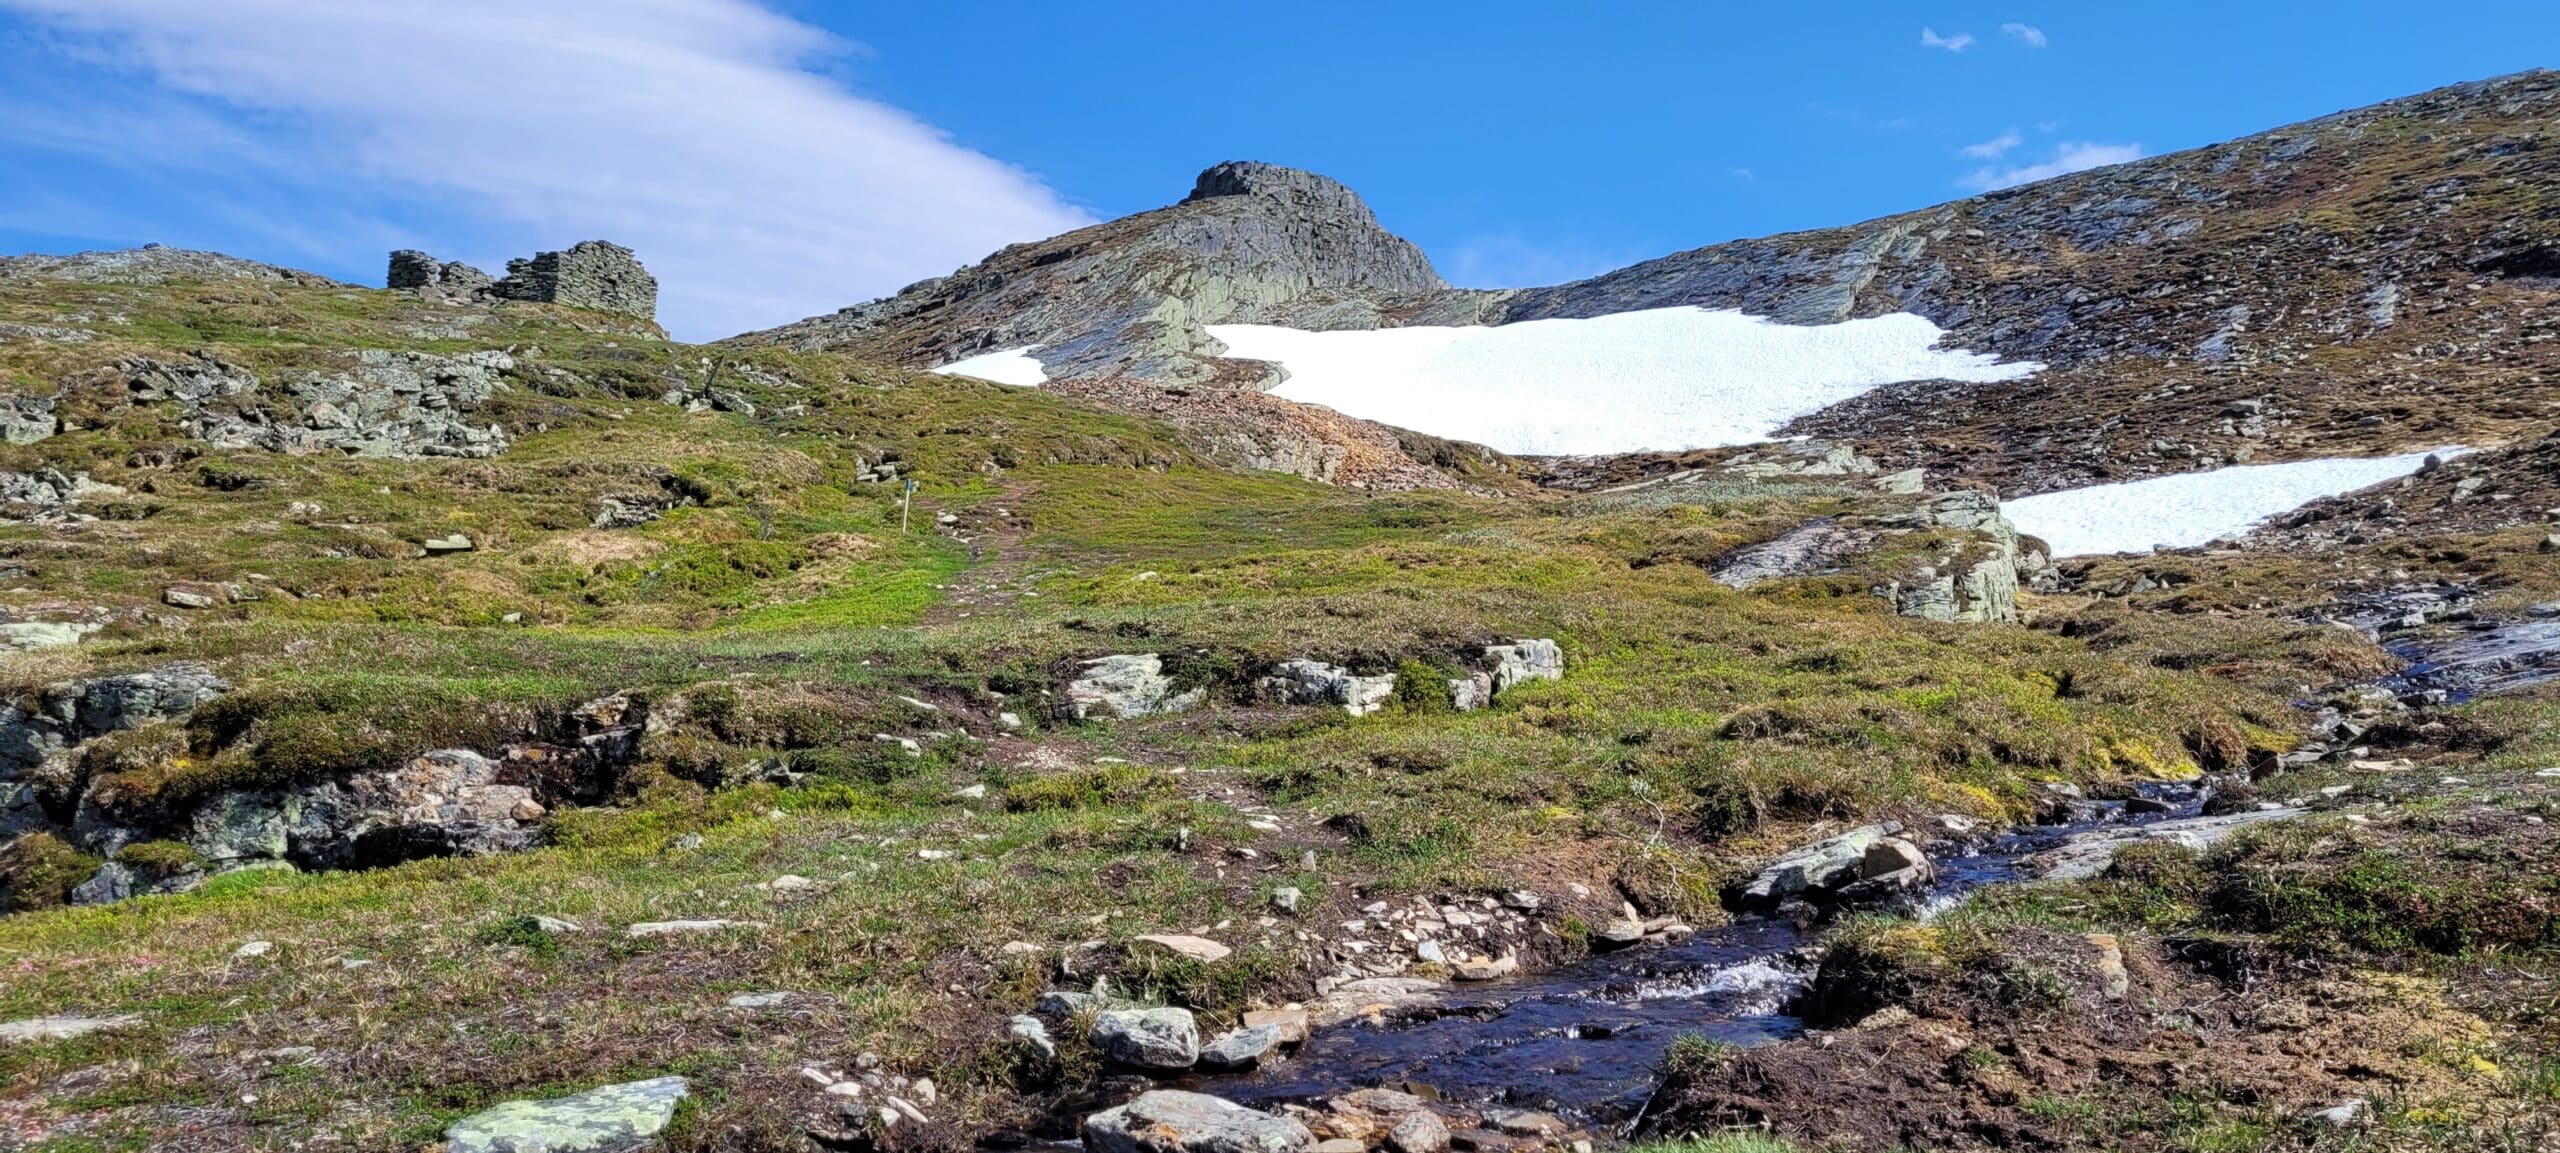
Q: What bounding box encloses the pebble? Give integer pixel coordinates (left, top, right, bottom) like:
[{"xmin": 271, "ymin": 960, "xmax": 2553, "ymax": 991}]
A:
[
  {"xmin": 1272, "ymin": 887, "xmax": 1303, "ymax": 913},
  {"xmin": 234, "ymin": 941, "xmax": 273, "ymax": 959}
]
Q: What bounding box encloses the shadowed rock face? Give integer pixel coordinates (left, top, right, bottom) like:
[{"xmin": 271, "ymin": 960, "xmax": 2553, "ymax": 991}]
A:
[{"xmin": 731, "ymin": 161, "xmax": 1458, "ymax": 387}]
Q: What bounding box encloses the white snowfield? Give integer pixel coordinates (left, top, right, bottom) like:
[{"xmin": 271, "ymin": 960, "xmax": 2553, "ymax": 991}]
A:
[
  {"xmin": 2005, "ymin": 449, "xmax": 2459, "ymax": 557},
  {"xmin": 1205, "ymin": 307, "xmax": 2041, "ymax": 456},
  {"xmin": 929, "ymin": 344, "xmax": 1047, "ymax": 386}
]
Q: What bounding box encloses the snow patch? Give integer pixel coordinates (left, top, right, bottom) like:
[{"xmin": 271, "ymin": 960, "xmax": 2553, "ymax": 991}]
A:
[
  {"xmin": 930, "ymin": 345, "xmax": 1046, "ymax": 386},
  {"xmin": 2006, "ymin": 449, "xmax": 2459, "ymax": 557},
  {"xmin": 1206, "ymin": 307, "xmax": 2039, "ymax": 455}
]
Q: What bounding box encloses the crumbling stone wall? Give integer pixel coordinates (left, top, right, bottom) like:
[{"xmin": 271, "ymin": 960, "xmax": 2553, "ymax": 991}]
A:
[{"xmin": 386, "ymin": 240, "xmax": 655, "ymax": 323}]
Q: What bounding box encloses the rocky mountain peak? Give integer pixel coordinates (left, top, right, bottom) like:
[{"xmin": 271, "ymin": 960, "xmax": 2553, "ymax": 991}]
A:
[{"xmin": 1184, "ymin": 161, "xmax": 1374, "ymax": 216}]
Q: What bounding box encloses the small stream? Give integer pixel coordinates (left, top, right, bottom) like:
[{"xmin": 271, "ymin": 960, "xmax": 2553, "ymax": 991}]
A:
[
  {"xmin": 1025, "ymin": 602, "xmax": 2560, "ymax": 1142},
  {"xmin": 1191, "ymin": 787, "xmax": 2203, "ymax": 1127}
]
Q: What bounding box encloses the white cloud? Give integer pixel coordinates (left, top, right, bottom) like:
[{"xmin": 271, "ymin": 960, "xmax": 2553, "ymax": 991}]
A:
[
  {"xmin": 1961, "ymin": 142, "xmax": 2146, "ymax": 191},
  {"xmin": 1919, "ymin": 26, "xmax": 1975, "ymax": 52},
  {"xmin": 1962, "ymin": 129, "xmax": 2024, "ymax": 160},
  {"xmin": 0, "ymin": 0, "xmax": 1094, "ymax": 339},
  {"xmin": 1729, "ymin": 167, "xmax": 1758, "ymax": 182},
  {"xmin": 2001, "ymin": 22, "xmax": 2048, "ymax": 48}
]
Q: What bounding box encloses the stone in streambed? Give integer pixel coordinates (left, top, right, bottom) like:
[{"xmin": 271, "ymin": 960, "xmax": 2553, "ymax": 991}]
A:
[{"xmin": 1084, "ymin": 1090, "xmax": 1315, "ymax": 1153}]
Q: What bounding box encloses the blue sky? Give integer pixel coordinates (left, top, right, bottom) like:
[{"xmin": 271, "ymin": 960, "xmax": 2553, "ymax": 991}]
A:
[{"xmin": 2, "ymin": 2, "xmax": 2553, "ymax": 339}]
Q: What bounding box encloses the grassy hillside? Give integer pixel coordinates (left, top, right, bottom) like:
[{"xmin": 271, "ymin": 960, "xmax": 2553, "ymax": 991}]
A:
[{"xmin": 0, "ymin": 266, "xmax": 2550, "ymax": 1150}]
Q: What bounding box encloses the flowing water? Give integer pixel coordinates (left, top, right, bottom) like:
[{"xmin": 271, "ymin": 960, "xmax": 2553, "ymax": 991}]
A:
[
  {"xmin": 1024, "ymin": 604, "xmax": 2560, "ymax": 1141},
  {"xmin": 1191, "ymin": 786, "xmax": 2203, "ymax": 1128}
]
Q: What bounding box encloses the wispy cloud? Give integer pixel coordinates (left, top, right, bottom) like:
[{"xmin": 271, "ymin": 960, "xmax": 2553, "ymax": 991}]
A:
[
  {"xmin": 1728, "ymin": 167, "xmax": 1758, "ymax": 183},
  {"xmin": 2000, "ymin": 22, "xmax": 2047, "ymax": 48},
  {"xmin": 1961, "ymin": 142, "xmax": 2146, "ymax": 191},
  {"xmin": 0, "ymin": 0, "xmax": 1094, "ymax": 339},
  {"xmin": 1962, "ymin": 129, "xmax": 2023, "ymax": 160},
  {"xmin": 1919, "ymin": 26, "xmax": 1975, "ymax": 52}
]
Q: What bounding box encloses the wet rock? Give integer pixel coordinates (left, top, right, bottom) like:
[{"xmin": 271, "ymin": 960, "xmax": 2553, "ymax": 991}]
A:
[
  {"xmin": 1447, "ymin": 950, "xmax": 1519, "ymax": 981},
  {"xmin": 1092, "ymin": 1007, "xmax": 1201, "ymax": 1069},
  {"xmin": 1064, "ymin": 654, "xmax": 1205, "ymax": 720},
  {"xmin": 1084, "ymin": 1090, "xmax": 1316, "ymax": 1153},
  {"xmin": 1386, "ymin": 1111, "xmax": 1451, "ymax": 1153},
  {"xmin": 1482, "ymin": 1109, "xmax": 1565, "ymax": 1139},
  {"xmin": 1311, "ymin": 977, "xmax": 1447, "ymax": 1026},
  {"xmin": 1198, "ymin": 1023, "xmax": 1282, "ymax": 1071},
  {"xmin": 1592, "ymin": 920, "xmax": 1646, "ymax": 947},
  {"xmin": 1726, "ymin": 822, "xmax": 1901, "ymax": 909},
  {"xmin": 444, "ymin": 1074, "xmax": 687, "ymax": 1153},
  {"xmin": 2026, "ymin": 808, "xmax": 2305, "ymax": 880}
]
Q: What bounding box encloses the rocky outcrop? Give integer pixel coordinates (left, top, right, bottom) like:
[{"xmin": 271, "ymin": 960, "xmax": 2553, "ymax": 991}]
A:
[
  {"xmin": 54, "ymin": 350, "xmax": 515, "ymax": 460},
  {"xmin": 0, "ymin": 244, "xmax": 336, "ymax": 287},
  {"xmin": 188, "ymin": 749, "xmax": 546, "ymax": 872},
  {"xmin": 1063, "ymin": 655, "xmax": 1205, "ymax": 720},
  {"xmin": 0, "ymin": 468, "xmax": 125, "ymax": 522},
  {"xmin": 1875, "ymin": 491, "xmax": 2032, "ymax": 624},
  {"xmin": 389, "ymin": 240, "xmax": 657, "ymax": 323},
  {"xmin": 0, "ymin": 663, "xmax": 226, "ymax": 778},
  {"xmin": 1260, "ymin": 660, "xmax": 1396, "ymax": 716}
]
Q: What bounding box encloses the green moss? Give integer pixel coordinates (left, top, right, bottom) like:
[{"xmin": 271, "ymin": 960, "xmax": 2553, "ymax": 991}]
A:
[{"xmin": 0, "ymin": 832, "xmax": 100, "ymax": 913}]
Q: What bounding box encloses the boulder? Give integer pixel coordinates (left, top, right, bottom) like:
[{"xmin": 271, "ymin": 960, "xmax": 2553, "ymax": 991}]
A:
[
  {"xmin": 1084, "ymin": 1090, "xmax": 1316, "ymax": 1153},
  {"xmin": 1484, "ymin": 639, "xmax": 1564, "ymax": 696},
  {"xmin": 444, "ymin": 1075, "xmax": 687, "ymax": 1153},
  {"xmin": 1726, "ymin": 822, "xmax": 1901, "ymax": 910},
  {"xmin": 1385, "ymin": 1110, "xmax": 1451, "ymax": 1153},
  {"xmin": 1197, "ymin": 1023, "xmax": 1282, "ymax": 1071},
  {"xmin": 1065, "ymin": 654, "xmax": 1205, "ymax": 720},
  {"xmin": 1092, "ymin": 1007, "xmax": 1201, "ymax": 1069}
]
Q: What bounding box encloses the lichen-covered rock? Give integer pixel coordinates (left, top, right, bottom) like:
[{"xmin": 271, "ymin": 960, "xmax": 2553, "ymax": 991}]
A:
[
  {"xmin": 0, "ymin": 468, "xmax": 123, "ymax": 521},
  {"xmin": 1091, "ymin": 1006, "xmax": 1201, "ymax": 1069},
  {"xmin": 1260, "ymin": 660, "xmax": 1396, "ymax": 716},
  {"xmin": 444, "ymin": 1075, "xmax": 687, "ymax": 1153},
  {"xmin": 0, "ymin": 662, "xmax": 226, "ymax": 777},
  {"xmin": 1084, "ymin": 1090, "xmax": 1315, "ymax": 1153},
  {"xmin": 1484, "ymin": 639, "xmax": 1564, "ymax": 696},
  {"xmin": 193, "ymin": 749, "xmax": 546, "ymax": 871},
  {"xmin": 1064, "ymin": 654, "xmax": 1204, "ymax": 720}
]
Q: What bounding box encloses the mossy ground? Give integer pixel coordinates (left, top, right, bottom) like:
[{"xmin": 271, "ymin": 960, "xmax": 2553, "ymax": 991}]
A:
[{"xmin": 0, "ymin": 273, "xmax": 2554, "ymax": 1150}]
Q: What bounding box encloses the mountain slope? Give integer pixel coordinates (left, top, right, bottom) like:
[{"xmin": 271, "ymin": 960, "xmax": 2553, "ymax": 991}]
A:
[{"xmin": 740, "ymin": 70, "xmax": 2560, "ymax": 502}]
